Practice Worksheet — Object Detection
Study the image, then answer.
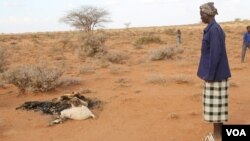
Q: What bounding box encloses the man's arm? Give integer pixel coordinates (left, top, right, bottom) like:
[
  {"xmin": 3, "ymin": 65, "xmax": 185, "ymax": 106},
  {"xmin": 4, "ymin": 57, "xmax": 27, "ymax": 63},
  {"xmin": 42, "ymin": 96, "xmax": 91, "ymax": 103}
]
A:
[
  {"xmin": 205, "ymin": 28, "xmax": 222, "ymax": 81},
  {"xmin": 243, "ymin": 33, "xmax": 247, "ymax": 45}
]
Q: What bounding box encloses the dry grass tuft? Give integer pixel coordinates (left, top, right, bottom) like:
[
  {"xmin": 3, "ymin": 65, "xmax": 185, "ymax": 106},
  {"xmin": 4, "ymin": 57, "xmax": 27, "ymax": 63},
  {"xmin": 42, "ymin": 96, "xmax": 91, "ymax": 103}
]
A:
[
  {"xmin": 148, "ymin": 46, "xmax": 183, "ymax": 61},
  {"xmin": 105, "ymin": 51, "xmax": 129, "ymax": 64},
  {"xmin": 229, "ymin": 81, "xmax": 239, "ymax": 88},
  {"xmin": 135, "ymin": 35, "xmax": 162, "ymax": 45},
  {"xmin": 58, "ymin": 77, "xmax": 81, "ymax": 87},
  {"xmin": 114, "ymin": 77, "xmax": 131, "ymax": 88},
  {"xmin": 190, "ymin": 93, "xmax": 202, "ymax": 102},
  {"xmin": 109, "ymin": 66, "xmax": 129, "ymax": 74},
  {"xmin": 79, "ymin": 66, "xmax": 96, "ymax": 74},
  {"xmin": 171, "ymin": 74, "xmax": 193, "ymax": 84},
  {"xmin": 146, "ymin": 74, "xmax": 167, "ymax": 84},
  {"xmin": 168, "ymin": 113, "xmax": 179, "ymax": 119}
]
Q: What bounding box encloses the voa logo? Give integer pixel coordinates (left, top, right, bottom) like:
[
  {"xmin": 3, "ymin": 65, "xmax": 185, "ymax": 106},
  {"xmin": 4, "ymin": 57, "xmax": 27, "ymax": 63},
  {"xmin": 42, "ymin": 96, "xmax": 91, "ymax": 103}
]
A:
[{"xmin": 226, "ymin": 129, "xmax": 246, "ymax": 136}]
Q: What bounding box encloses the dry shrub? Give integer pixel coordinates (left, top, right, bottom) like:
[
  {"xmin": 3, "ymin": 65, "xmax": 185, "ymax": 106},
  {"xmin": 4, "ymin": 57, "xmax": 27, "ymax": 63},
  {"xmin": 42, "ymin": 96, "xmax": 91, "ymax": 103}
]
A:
[
  {"xmin": 2, "ymin": 66, "xmax": 32, "ymax": 94},
  {"xmin": 29, "ymin": 65, "xmax": 63, "ymax": 92},
  {"xmin": 105, "ymin": 51, "xmax": 129, "ymax": 64},
  {"xmin": 79, "ymin": 33, "xmax": 108, "ymax": 57},
  {"xmin": 2, "ymin": 64, "xmax": 63, "ymax": 94},
  {"xmin": 135, "ymin": 35, "xmax": 162, "ymax": 45},
  {"xmin": 148, "ymin": 46, "xmax": 184, "ymax": 61},
  {"xmin": 0, "ymin": 47, "xmax": 7, "ymax": 72}
]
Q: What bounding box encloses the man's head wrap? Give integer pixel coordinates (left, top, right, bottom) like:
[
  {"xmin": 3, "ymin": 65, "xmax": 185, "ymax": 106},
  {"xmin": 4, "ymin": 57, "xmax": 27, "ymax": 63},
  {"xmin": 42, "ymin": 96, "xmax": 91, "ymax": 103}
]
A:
[{"xmin": 200, "ymin": 2, "xmax": 218, "ymax": 16}]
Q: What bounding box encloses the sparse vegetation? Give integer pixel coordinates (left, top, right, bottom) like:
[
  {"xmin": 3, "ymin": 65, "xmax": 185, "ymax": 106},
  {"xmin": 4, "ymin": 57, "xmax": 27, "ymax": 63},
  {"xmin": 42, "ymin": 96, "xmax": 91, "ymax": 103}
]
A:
[{"xmin": 0, "ymin": 19, "xmax": 249, "ymax": 141}]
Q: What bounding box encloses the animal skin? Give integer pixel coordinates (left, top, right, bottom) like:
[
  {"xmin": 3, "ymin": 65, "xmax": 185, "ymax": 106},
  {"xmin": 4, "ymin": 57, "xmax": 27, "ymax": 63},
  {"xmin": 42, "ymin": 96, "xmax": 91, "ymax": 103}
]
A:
[
  {"xmin": 49, "ymin": 105, "xmax": 95, "ymax": 126},
  {"xmin": 60, "ymin": 105, "xmax": 95, "ymax": 120}
]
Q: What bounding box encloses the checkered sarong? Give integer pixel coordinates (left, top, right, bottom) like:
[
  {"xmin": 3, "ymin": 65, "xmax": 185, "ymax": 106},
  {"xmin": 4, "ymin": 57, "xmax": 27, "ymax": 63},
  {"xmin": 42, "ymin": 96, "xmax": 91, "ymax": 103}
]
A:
[{"xmin": 203, "ymin": 80, "xmax": 228, "ymax": 122}]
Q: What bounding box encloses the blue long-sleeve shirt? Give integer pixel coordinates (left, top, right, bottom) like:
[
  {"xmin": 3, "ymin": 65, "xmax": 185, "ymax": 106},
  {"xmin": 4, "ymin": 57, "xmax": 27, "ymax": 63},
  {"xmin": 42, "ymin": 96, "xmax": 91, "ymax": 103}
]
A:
[
  {"xmin": 243, "ymin": 32, "xmax": 250, "ymax": 45},
  {"xmin": 197, "ymin": 20, "xmax": 231, "ymax": 81}
]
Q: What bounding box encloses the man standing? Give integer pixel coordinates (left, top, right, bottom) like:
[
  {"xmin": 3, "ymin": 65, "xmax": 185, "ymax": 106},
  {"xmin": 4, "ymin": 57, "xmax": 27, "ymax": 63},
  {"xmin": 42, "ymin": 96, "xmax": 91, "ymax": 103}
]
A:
[
  {"xmin": 241, "ymin": 26, "xmax": 250, "ymax": 63},
  {"xmin": 176, "ymin": 29, "xmax": 181, "ymax": 47},
  {"xmin": 197, "ymin": 2, "xmax": 231, "ymax": 140}
]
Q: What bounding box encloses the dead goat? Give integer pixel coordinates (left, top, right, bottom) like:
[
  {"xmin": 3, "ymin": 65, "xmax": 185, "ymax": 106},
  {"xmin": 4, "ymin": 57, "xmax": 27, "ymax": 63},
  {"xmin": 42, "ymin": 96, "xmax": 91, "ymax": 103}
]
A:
[
  {"xmin": 16, "ymin": 92, "xmax": 101, "ymax": 126},
  {"xmin": 49, "ymin": 105, "xmax": 95, "ymax": 125}
]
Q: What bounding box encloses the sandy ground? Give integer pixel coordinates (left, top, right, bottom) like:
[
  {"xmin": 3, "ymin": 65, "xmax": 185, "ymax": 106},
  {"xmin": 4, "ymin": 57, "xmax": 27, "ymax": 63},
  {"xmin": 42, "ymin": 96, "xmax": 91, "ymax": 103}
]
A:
[{"xmin": 1, "ymin": 21, "xmax": 250, "ymax": 141}]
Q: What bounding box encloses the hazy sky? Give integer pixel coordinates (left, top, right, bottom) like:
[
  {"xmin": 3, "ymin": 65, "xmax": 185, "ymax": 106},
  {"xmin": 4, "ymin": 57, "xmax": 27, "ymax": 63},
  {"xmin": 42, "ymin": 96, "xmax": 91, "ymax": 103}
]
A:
[{"xmin": 0, "ymin": 0, "xmax": 249, "ymax": 33}]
